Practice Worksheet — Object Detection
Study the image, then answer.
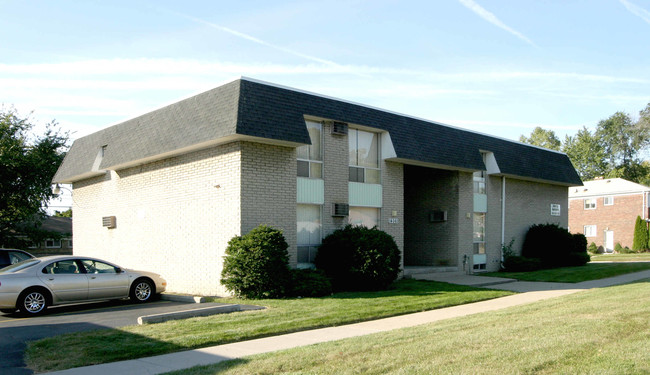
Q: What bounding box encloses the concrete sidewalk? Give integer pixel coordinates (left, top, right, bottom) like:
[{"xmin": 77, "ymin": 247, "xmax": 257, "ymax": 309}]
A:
[{"xmin": 43, "ymin": 270, "xmax": 650, "ymax": 375}]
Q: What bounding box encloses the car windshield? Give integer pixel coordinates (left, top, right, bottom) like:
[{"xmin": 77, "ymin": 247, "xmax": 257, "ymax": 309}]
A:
[{"xmin": 0, "ymin": 259, "xmax": 40, "ymax": 273}]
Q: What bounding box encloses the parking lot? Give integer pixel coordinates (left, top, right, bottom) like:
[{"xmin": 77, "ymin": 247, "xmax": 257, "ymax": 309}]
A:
[{"xmin": 0, "ymin": 298, "xmax": 229, "ymax": 375}]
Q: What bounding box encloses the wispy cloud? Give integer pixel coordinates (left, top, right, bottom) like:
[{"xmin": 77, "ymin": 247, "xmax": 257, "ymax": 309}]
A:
[
  {"xmin": 159, "ymin": 9, "xmax": 346, "ymax": 68},
  {"xmin": 457, "ymin": 0, "xmax": 538, "ymax": 47},
  {"xmin": 619, "ymin": 0, "xmax": 650, "ymax": 24}
]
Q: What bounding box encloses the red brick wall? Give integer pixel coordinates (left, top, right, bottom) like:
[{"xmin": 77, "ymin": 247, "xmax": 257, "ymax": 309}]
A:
[{"xmin": 569, "ymin": 193, "xmax": 646, "ymax": 249}]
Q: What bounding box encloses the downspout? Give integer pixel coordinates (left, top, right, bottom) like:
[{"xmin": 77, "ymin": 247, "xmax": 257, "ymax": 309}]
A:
[{"xmin": 501, "ymin": 176, "xmax": 506, "ymax": 263}]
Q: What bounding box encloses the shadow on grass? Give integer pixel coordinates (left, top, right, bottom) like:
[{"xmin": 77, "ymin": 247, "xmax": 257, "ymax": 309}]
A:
[{"xmin": 327, "ymin": 279, "xmax": 491, "ymax": 300}]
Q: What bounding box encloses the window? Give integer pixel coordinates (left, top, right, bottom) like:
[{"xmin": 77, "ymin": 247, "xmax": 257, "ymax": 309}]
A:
[
  {"xmin": 80, "ymin": 259, "xmax": 118, "ymax": 274},
  {"xmin": 550, "ymin": 204, "xmax": 561, "ymax": 216},
  {"xmin": 473, "ymin": 213, "xmax": 486, "ymax": 270},
  {"xmin": 297, "ymin": 121, "xmax": 323, "ymax": 178},
  {"xmin": 45, "ymin": 239, "xmax": 62, "ymax": 248},
  {"xmin": 8, "ymin": 251, "xmax": 32, "ymax": 264},
  {"xmin": 349, "ymin": 129, "xmax": 380, "ymax": 184},
  {"xmin": 584, "ymin": 225, "xmax": 597, "ymax": 237},
  {"xmin": 43, "ymin": 260, "xmax": 80, "ymax": 274},
  {"xmin": 584, "ymin": 198, "xmax": 596, "ymax": 210},
  {"xmin": 297, "ymin": 204, "xmax": 322, "ymax": 264},
  {"xmin": 604, "ymin": 196, "xmax": 614, "ymax": 206},
  {"xmin": 349, "ymin": 207, "xmax": 380, "ymax": 228}
]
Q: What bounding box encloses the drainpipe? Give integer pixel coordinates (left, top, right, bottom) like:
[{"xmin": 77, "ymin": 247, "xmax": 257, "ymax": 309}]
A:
[{"xmin": 501, "ymin": 176, "xmax": 506, "ymax": 263}]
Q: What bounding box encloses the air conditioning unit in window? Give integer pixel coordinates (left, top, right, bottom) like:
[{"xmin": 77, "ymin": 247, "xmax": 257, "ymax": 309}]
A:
[
  {"xmin": 102, "ymin": 216, "xmax": 116, "ymax": 229},
  {"xmin": 332, "ymin": 203, "xmax": 349, "ymax": 217},
  {"xmin": 331, "ymin": 121, "xmax": 348, "ymax": 135},
  {"xmin": 429, "ymin": 210, "xmax": 447, "ymax": 222}
]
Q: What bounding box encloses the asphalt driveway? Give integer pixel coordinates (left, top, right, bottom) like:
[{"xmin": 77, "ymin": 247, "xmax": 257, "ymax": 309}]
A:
[{"xmin": 0, "ymin": 299, "xmax": 229, "ymax": 375}]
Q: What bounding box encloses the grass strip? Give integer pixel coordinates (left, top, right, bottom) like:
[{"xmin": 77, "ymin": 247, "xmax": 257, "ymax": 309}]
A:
[
  {"xmin": 171, "ymin": 279, "xmax": 650, "ymax": 375},
  {"xmin": 590, "ymin": 253, "xmax": 650, "ymax": 262},
  {"xmin": 26, "ymin": 279, "xmax": 512, "ymax": 372},
  {"xmin": 483, "ymin": 262, "xmax": 650, "ymax": 282}
]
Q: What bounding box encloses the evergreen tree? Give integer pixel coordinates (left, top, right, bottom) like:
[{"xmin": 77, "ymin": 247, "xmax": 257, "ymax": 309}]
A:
[{"xmin": 632, "ymin": 216, "xmax": 649, "ymax": 252}]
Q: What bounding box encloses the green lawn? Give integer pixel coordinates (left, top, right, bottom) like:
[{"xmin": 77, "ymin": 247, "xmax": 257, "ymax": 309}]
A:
[
  {"xmin": 590, "ymin": 253, "xmax": 650, "ymax": 262},
  {"xmin": 26, "ymin": 279, "xmax": 512, "ymax": 373},
  {"xmin": 483, "ymin": 262, "xmax": 650, "ymax": 283},
  {"xmin": 169, "ymin": 279, "xmax": 650, "ymax": 375}
]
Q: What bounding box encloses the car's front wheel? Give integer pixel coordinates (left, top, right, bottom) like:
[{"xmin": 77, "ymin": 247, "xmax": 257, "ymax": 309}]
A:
[
  {"xmin": 19, "ymin": 289, "xmax": 49, "ymax": 316},
  {"xmin": 130, "ymin": 279, "xmax": 154, "ymax": 303}
]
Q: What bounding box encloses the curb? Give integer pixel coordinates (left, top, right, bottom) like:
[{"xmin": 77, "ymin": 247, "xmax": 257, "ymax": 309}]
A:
[
  {"xmin": 160, "ymin": 293, "xmax": 207, "ymax": 303},
  {"xmin": 138, "ymin": 304, "xmax": 244, "ymax": 324}
]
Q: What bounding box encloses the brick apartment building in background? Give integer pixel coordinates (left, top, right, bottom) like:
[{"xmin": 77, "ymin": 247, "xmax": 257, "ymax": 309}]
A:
[{"xmin": 569, "ymin": 178, "xmax": 650, "ymax": 252}]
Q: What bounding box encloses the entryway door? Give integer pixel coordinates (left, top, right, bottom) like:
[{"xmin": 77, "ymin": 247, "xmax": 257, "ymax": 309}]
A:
[{"xmin": 604, "ymin": 230, "xmax": 614, "ymax": 253}]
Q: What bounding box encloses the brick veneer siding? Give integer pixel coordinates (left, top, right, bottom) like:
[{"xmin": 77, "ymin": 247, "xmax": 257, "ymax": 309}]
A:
[
  {"xmin": 73, "ymin": 143, "xmax": 243, "ymax": 296},
  {"xmin": 404, "ymin": 169, "xmax": 568, "ymax": 272},
  {"xmin": 569, "ymin": 193, "xmax": 648, "ymax": 249},
  {"xmin": 404, "ymin": 166, "xmax": 461, "ymax": 267},
  {"xmin": 321, "ymin": 121, "xmax": 349, "ymax": 238},
  {"xmin": 381, "ymin": 160, "xmax": 405, "ymax": 269},
  {"xmin": 503, "ymin": 179, "xmax": 568, "ymax": 255},
  {"xmin": 240, "ymin": 142, "xmax": 298, "ymax": 265}
]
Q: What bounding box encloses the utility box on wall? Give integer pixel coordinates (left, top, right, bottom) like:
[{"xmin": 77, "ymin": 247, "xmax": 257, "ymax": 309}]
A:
[{"xmin": 102, "ymin": 216, "xmax": 116, "ymax": 229}]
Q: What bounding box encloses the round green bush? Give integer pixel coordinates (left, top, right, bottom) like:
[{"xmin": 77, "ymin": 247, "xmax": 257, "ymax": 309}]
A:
[
  {"xmin": 522, "ymin": 223, "xmax": 589, "ymax": 268},
  {"xmin": 315, "ymin": 225, "xmax": 401, "ymax": 292},
  {"xmin": 220, "ymin": 225, "xmax": 291, "ymax": 299}
]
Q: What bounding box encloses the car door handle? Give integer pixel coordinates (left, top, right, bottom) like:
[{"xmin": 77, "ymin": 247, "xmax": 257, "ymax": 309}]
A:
[
  {"xmin": 48, "ymin": 278, "xmax": 54, "ymax": 281},
  {"xmin": 90, "ymin": 276, "xmax": 97, "ymax": 279}
]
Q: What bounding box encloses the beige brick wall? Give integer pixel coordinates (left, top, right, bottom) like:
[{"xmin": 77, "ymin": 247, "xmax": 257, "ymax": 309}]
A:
[
  {"xmin": 568, "ymin": 193, "xmax": 646, "ymax": 249},
  {"xmin": 73, "ymin": 143, "xmax": 243, "ymax": 296},
  {"xmin": 240, "ymin": 141, "xmax": 298, "ymax": 265},
  {"xmin": 382, "ymin": 160, "xmax": 405, "ymax": 268},
  {"xmin": 503, "ymin": 178, "xmax": 568, "ymax": 255},
  {"xmin": 404, "ymin": 166, "xmax": 461, "ymax": 267},
  {"xmin": 321, "ymin": 122, "xmax": 349, "ymax": 237}
]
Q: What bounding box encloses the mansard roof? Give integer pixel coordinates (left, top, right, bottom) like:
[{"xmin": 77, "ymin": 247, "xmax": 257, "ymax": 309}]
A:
[{"xmin": 54, "ymin": 77, "xmax": 582, "ymax": 186}]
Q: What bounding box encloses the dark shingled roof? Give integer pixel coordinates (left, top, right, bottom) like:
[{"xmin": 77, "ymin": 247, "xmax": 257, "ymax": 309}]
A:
[{"xmin": 54, "ymin": 77, "xmax": 582, "ymax": 186}]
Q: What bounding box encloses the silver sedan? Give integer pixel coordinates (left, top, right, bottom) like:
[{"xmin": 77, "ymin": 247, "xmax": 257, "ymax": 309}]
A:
[{"xmin": 0, "ymin": 256, "xmax": 167, "ymax": 316}]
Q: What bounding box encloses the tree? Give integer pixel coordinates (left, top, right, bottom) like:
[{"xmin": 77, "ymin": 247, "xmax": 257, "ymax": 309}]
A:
[
  {"xmin": 54, "ymin": 209, "xmax": 72, "ymax": 218},
  {"xmin": 595, "ymin": 111, "xmax": 650, "ymax": 182},
  {"xmin": 519, "ymin": 127, "xmax": 561, "ymax": 151},
  {"xmin": 0, "ymin": 108, "xmax": 68, "ymax": 248},
  {"xmin": 632, "ymin": 216, "xmax": 649, "ymax": 252},
  {"xmin": 562, "ymin": 127, "xmax": 608, "ymax": 180}
]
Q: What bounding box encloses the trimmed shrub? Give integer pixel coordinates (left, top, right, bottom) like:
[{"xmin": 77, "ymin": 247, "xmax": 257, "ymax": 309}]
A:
[
  {"xmin": 587, "ymin": 242, "xmax": 599, "ymax": 254},
  {"xmin": 571, "ymin": 233, "xmax": 588, "ymax": 254},
  {"xmin": 315, "ymin": 225, "xmax": 401, "ymax": 292},
  {"xmin": 563, "ymin": 251, "xmax": 591, "ymax": 266},
  {"xmin": 521, "ymin": 223, "xmax": 589, "ymax": 268},
  {"xmin": 632, "ymin": 216, "xmax": 649, "ymax": 251},
  {"xmin": 221, "ymin": 225, "xmax": 291, "ymax": 299},
  {"xmin": 619, "ymin": 246, "xmax": 636, "ymax": 254},
  {"xmin": 288, "ymin": 269, "xmax": 332, "ymax": 298},
  {"xmin": 614, "ymin": 243, "xmax": 624, "ymax": 253},
  {"xmin": 502, "ymin": 256, "xmax": 542, "ymax": 272}
]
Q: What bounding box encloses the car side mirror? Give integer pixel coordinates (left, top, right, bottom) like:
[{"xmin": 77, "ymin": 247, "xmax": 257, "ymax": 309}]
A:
[{"xmin": 115, "ymin": 267, "xmax": 122, "ymax": 274}]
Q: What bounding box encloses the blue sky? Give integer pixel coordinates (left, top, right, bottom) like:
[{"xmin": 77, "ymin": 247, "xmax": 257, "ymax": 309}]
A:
[{"xmin": 1, "ymin": 0, "xmax": 650, "ymax": 145}]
